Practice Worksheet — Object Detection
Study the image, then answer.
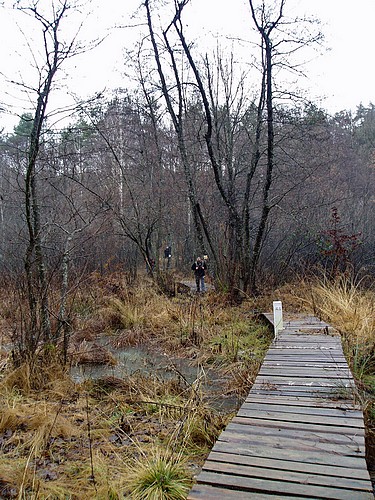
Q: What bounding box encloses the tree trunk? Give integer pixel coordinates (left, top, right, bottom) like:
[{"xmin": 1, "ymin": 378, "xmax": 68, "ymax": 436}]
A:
[{"xmin": 145, "ymin": 0, "xmax": 205, "ymax": 257}]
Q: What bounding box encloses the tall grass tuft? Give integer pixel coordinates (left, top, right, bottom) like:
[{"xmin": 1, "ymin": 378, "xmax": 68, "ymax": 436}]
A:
[
  {"xmin": 125, "ymin": 449, "xmax": 191, "ymax": 500},
  {"xmin": 309, "ymin": 275, "xmax": 374, "ymax": 342},
  {"xmin": 295, "ymin": 274, "xmax": 375, "ymax": 383}
]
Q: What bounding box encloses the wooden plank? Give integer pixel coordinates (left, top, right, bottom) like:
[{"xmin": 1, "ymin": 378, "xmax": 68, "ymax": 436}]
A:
[
  {"xmin": 249, "ymin": 389, "xmax": 353, "ymax": 398},
  {"xmin": 212, "ymin": 440, "xmax": 368, "ymax": 469},
  {"xmin": 257, "ymin": 376, "xmax": 354, "ymax": 386},
  {"xmin": 267, "ymin": 355, "xmax": 346, "ymax": 360},
  {"xmin": 274, "ymin": 342, "xmax": 339, "ymax": 346},
  {"xmin": 274, "ymin": 342, "xmax": 340, "ymax": 347},
  {"xmin": 206, "ymin": 450, "xmax": 372, "ymax": 480},
  {"xmin": 244, "ymin": 393, "xmax": 361, "ymax": 409},
  {"xmin": 236, "ymin": 408, "xmax": 364, "ymax": 428},
  {"xmin": 275, "ymin": 333, "xmax": 338, "ymax": 339},
  {"xmin": 257, "ymin": 373, "xmax": 354, "ymax": 387},
  {"xmin": 266, "ymin": 346, "xmax": 344, "ymax": 352},
  {"xmin": 270, "ymin": 351, "xmax": 346, "ymax": 357},
  {"xmin": 217, "ymin": 429, "xmax": 365, "ymax": 456},
  {"xmin": 203, "ymin": 460, "xmax": 371, "ymax": 492},
  {"xmin": 261, "ymin": 363, "xmax": 349, "ymax": 369},
  {"xmin": 271, "ymin": 344, "xmax": 343, "ymax": 349},
  {"xmin": 251, "ymin": 384, "xmax": 354, "ymax": 394},
  {"xmin": 262, "ymin": 364, "xmax": 349, "ymax": 370},
  {"xmin": 258, "ymin": 374, "xmax": 354, "ymax": 385},
  {"xmin": 251, "ymin": 381, "xmax": 353, "ymax": 390},
  {"xmin": 230, "ymin": 415, "xmax": 365, "ymax": 434},
  {"xmin": 259, "ymin": 366, "xmax": 351, "ymax": 373},
  {"xmin": 232, "ymin": 416, "xmax": 365, "ymax": 436},
  {"xmin": 265, "ymin": 351, "xmax": 346, "ymax": 356},
  {"xmin": 189, "ymin": 484, "xmax": 298, "ymax": 499},
  {"xmin": 250, "ymin": 387, "xmax": 355, "ymax": 398},
  {"xmin": 263, "ymin": 356, "xmax": 348, "ymax": 363},
  {"xmin": 275, "ymin": 331, "xmax": 339, "ymax": 336},
  {"xmin": 225, "ymin": 421, "xmax": 365, "ymax": 447},
  {"xmin": 240, "ymin": 402, "xmax": 363, "ymax": 418},
  {"xmin": 263, "ymin": 358, "xmax": 348, "ymax": 364},
  {"xmin": 263, "ymin": 355, "xmax": 347, "ymax": 361},
  {"xmin": 267, "ymin": 344, "xmax": 344, "ymax": 349},
  {"xmin": 259, "ymin": 367, "xmax": 352, "ymax": 376},
  {"xmin": 252, "ymin": 377, "xmax": 351, "ymax": 386},
  {"xmin": 261, "ymin": 369, "xmax": 350, "ymax": 376},
  {"xmin": 195, "ymin": 470, "xmax": 373, "ymax": 500},
  {"xmin": 273, "ymin": 341, "xmax": 341, "ymax": 347}
]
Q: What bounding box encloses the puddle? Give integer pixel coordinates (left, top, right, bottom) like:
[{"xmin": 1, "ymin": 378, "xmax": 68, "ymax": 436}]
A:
[{"xmin": 71, "ymin": 338, "xmax": 240, "ymax": 412}]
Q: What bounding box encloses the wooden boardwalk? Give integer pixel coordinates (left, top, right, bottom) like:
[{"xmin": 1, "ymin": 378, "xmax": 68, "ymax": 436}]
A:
[{"xmin": 189, "ymin": 315, "xmax": 374, "ymax": 499}]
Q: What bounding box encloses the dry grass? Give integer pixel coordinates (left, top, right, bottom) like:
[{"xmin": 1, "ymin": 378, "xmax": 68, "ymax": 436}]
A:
[
  {"xmin": 124, "ymin": 448, "xmax": 191, "ymax": 500},
  {"xmin": 72, "ymin": 342, "xmax": 117, "ymax": 366},
  {"xmin": 0, "ymin": 361, "xmax": 231, "ymax": 498},
  {"xmin": 291, "ymin": 275, "xmax": 375, "ymax": 345},
  {"xmin": 0, "ymin": 271, "xmax": 275, "ymax": 498},
  {"xmin": 0, "ymin": 378, "xmax": 168, "ymax": 497},
  {"xmin": 288, "ymin": 274, "xmax": 375, "ymax": 410}
]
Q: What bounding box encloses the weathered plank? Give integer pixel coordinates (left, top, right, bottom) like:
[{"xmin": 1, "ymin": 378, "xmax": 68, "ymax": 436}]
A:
[
  {"xmin": 189, "ymin": 484, "xmax": 299, "ymax": 500},
  {"xmin": 255, "ymin": 376, "xmax": 354, "ymax": 386},
  {"xmin": 250, "ymin": 387, "xmax": 354, "ymax": 397},
  {"xmin": 216, "ymin": 429, "xmax": 365, "ymax": 455},
  {"xmin": 203, "ymin": 460, "xmax": 370, "ymax": 491},
  {"xmin": 263, "ymin": 359, "xmax": 348, "ymax": 365},
  {"xmin": 194, "ymin": 470, "xmax": 373, "ymax": 499},
  {"xmin": 244, "ymin": 392, "xmax": 356, "ymax": 403},
  {"xmin": 232, "ymin": 415, "xmax": 365, "ymax": 436},
  {"xmin": 244, "ymin": 393, "xmax": 361, "ymax": 409},
  {"xmin": 206, "ymin": 450, "xmax": 372, "ymax": 480},
  {"xmin": 259, "ymin": 367, "xmax": 352, "ymax": 377},
  {"xmin": 211, "ymin": 439, "xmax": 368, "ymax": 469},
  {"xmin": 235, "ymin": 408, "xmax": 364, "ymax": 427},
  {"xmin": 226, "ymin": 420, "xmax": 365, "ymax": 445},
  {"xmin": 240, "ymin": 401, "xmax": 363, "ymax": 418},
  {"xmin": 188, "ymin": 314, "xmax": 373, "ymax": 498}
]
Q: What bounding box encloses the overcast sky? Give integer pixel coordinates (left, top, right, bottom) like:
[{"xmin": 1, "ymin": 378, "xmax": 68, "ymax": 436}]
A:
[{"xmin": 0, "ymin": 0, "xmax": 374, "ymax": 132}]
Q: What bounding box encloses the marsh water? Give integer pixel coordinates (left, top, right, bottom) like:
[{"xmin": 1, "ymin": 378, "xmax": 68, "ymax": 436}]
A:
[{"xmin": 71, "ymin": 338, "xmax": 240, "ymax": 412}]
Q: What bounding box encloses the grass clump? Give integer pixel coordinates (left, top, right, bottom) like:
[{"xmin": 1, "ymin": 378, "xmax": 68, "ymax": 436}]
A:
[
  {"xmin": 208, "ymin": 320, "xmax": 271, "ymax": 364},
  {"xmin": 294, "ymin": 274, "xmax": 375, "ymax": 380},
  {"xmin": 125, "ymin": 449, "xmax": 191, "ymax": 500}
]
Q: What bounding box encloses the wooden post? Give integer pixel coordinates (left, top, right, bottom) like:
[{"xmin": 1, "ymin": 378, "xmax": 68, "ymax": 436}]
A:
[{"xmin": 273, "ymin": 300, "xmax": 283, "ymax": 339}]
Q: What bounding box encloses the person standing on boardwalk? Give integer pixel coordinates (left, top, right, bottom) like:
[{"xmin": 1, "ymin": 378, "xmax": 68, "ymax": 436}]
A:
[{"xmin": 191, "ymin": 256, "xmax": 207, "ymax": 293}]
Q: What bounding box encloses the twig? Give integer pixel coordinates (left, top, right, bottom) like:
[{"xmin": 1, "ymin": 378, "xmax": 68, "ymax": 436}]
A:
[{"xmin": 85, "ymin": 393, "xmax": 97, "ymax": 490}]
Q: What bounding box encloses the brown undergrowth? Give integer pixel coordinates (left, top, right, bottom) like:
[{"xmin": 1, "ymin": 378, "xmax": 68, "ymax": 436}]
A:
[
  {"xmin": 0, "ymin": 366, "xmax": 230, "ymax": 498},
  {"xmin": 0, "ymin": 271, "xmax": 272, "ymax": 498}
]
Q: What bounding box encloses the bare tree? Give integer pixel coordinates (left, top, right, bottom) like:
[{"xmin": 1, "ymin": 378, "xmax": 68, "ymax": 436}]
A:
[
  {"xmin": 172, "ymin": 0, "xmax": 323, "ymax": 292},
  {"xmin": 150, "ymin": 0, "xmax": 261, "ymax": 293},
  {"xmin": 246, "ymin": 0, "xmax": 324, "ymax": 290},
  {"xmin": 144, "ymin": 0, "xmax": 206, "ymax": 258},
  {"xmin": 13, "ymin": 0, "xmax": 89, "ymax": 360}
]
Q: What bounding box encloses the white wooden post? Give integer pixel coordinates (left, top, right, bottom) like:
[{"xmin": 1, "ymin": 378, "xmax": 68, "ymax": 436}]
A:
[{"xmin": 273, "ymin": 300, "xmax": 283, "ymax": 339}]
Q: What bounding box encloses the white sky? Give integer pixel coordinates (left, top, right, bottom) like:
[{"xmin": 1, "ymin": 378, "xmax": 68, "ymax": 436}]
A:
[{"xmin": 0, "ymin": 0, "xmax": 374, "ymax": 133}]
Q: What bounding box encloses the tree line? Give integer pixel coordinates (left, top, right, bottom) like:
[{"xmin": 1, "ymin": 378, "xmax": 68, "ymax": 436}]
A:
[{"xmin": 0, "ymin": 0, "xmax": 374, "ymax": 361}]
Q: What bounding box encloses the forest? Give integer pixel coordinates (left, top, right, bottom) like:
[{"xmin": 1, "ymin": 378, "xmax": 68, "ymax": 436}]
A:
[
  {"xmin": 0, "ymin": 0, "xmax": 374, "ymax": 498},
  {"xmin": 0, "ymin": 0, "xmax": 373, "ymax": 294}
]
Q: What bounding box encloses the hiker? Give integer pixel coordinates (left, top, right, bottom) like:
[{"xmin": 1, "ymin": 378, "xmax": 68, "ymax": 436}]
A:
[
  {"xmin": 164, "ymin": 245, "xmax": 172, "ymax": 270},
  {"xmin": 191, "ymin": 256, "xmax": 207, "ymax": 293}
]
